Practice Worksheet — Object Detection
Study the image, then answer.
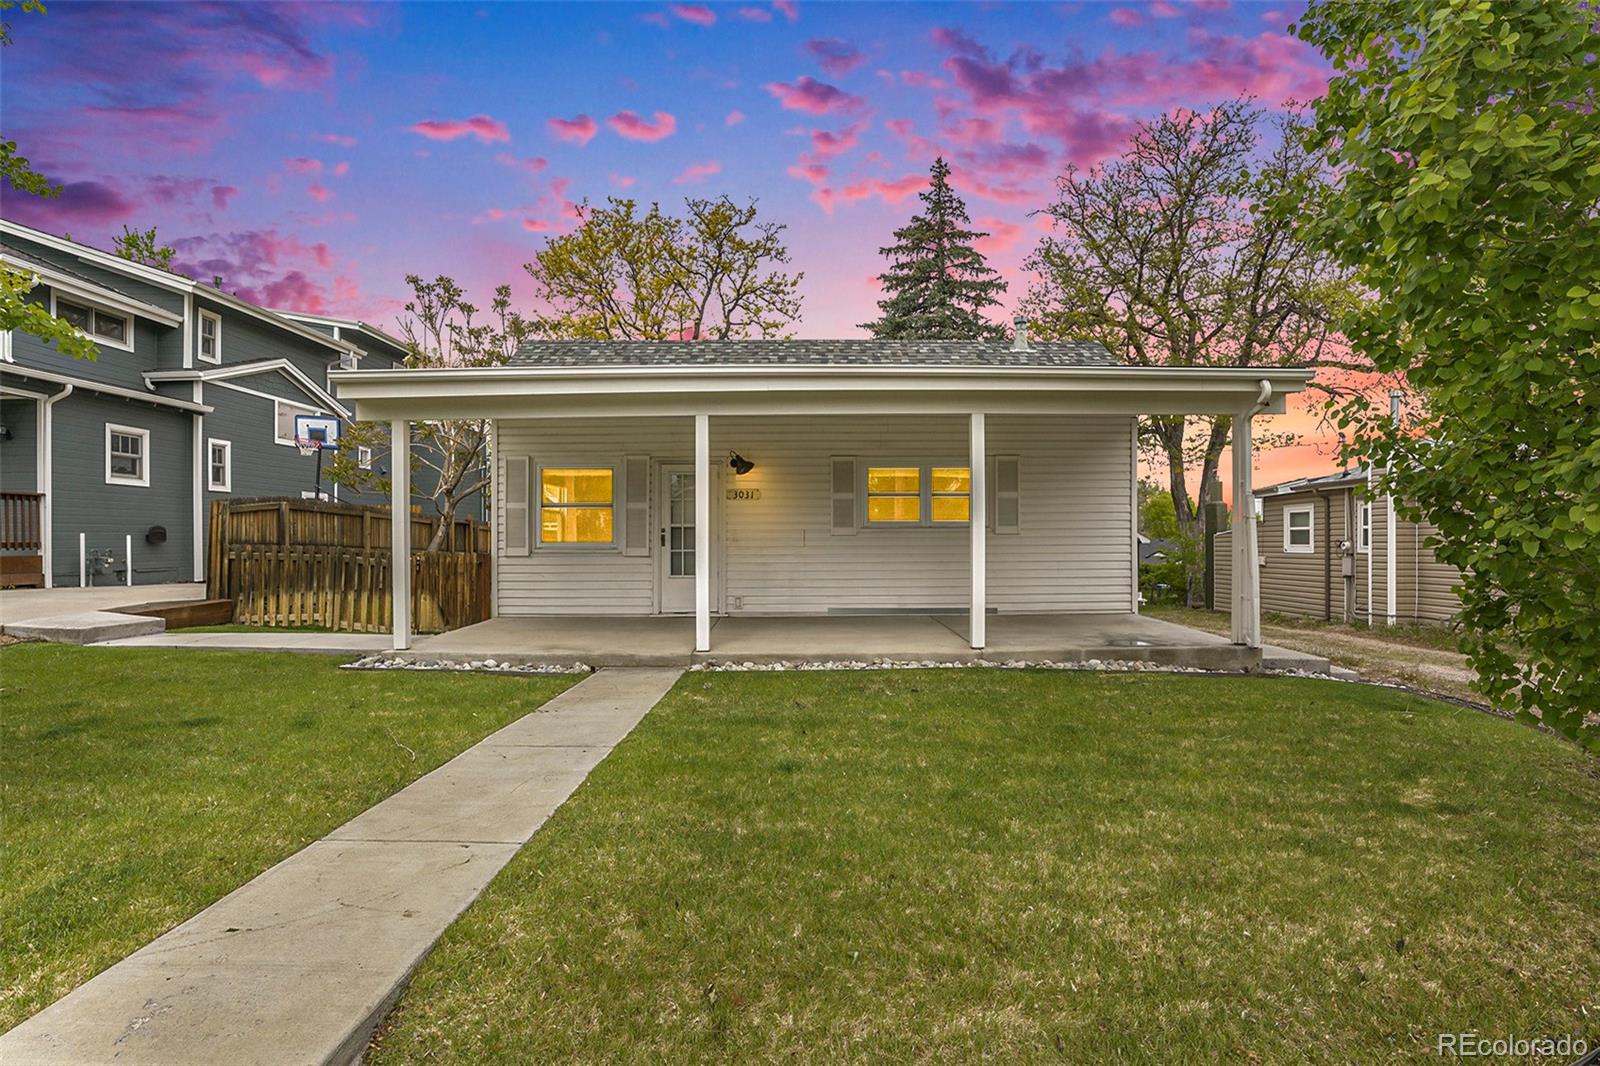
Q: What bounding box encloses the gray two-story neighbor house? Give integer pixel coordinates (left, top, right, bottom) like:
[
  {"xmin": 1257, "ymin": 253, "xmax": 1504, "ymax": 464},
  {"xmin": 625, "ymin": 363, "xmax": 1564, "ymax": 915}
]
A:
[{"xmin": 0, "ymin": 218, "xmax": 410, "ymax": 588}]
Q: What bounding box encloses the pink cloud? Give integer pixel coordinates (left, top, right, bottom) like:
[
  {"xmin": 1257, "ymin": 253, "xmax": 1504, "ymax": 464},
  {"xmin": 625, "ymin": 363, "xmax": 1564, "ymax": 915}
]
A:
[
  {"xmin": 170, "ymin": 229, "xmax": 339, "ymax": 311},
  {"xmin": 787, "ymin": 159, "xmax": 829, "ymax": 185},
  {"xmin": 900, "ymin": 70, "xmax": 946, "ymax": 89},
  {"xmin": 804, "ymin": 37, "xmax": 866, "ymax": 77},
  {"xmin": 312, "ymin": 132, "xmax": 357, "ymax": 147},
  {"xmin": 409, "ymin": 114, "xmax": 511, "ymax": 143},
  {"xmin": 332, "ymin": 161, "xmax": 350, "ymax": 177},
  {"xmin": 763, "ymin": 76, "xmax": 866, "ymax": 115},
  {"xmin": 284, "ymin": 156, "xmax": 323, "ymax": 174},
  {"xmin": 607, "ymin": 109, "xmax": 677, "ymax": 141},
  {"xmin": 1150, "ymin": 1, "xmax": 1181, "ymax": 14},
  {"xmin": 811, "ymin": 173, "xmax": 926, "ymax": 214},
  {"xmin": 735, "ymin": 5, "xmax": 772, "ymax": 20},
  {"xmin": 725, "ymin": 109, "xmax": 746, "ymax": 126},
  {"xmin": 522, "ymin": 218, "xmax": 555, "ymax": 232},
  {"xmin": 609, "ymin": 172, "xmax": 637, "ymax": 188},
  {"xmin": 668, "ymin": 3, "xmax": 716, "ymax": 25},
  {"xmin": 495, "ymin": 153, "xmax": 549, "ymax": 174},
  {"xmin": 1109, "ymin": 7, "xmax": 1143, "ymax": 26},
  {"xmin": 547, "ymin": 114, "xmax": 599, "ymax": 145},
  {"xmin": 772, "ymin": 0, "xmax": 798, "ymax": 21},
  {"xmin": 929, "ymin": 26, "xmax": 986, "ymax": 57},
  {"xmin": 974, "ymin": 216, "xmax": 1025, "ymax": 256},
  {"xmin": 810, "ymin": 120, "xmax": 867, "ymax": 158},
  {"xmin": 1, "ymin": 179, "xmax": 137, "ymax": 229},
  {"xmin": 673, "ymin": 160, "xmax": 723, "ymax": 184},
  {"xmin": 307, "ymin": 182, "xmax": 331, "ymax": 203},
  {"xmin": 212, "ymin": 185, "xmax": 239, "ymax": 210}
]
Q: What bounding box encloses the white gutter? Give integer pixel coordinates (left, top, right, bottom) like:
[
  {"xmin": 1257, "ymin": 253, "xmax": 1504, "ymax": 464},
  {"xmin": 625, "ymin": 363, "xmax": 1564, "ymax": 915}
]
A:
[
  {"xmin": 1, "ymin": 366, "xmax": 212, "ymax": 413},
  {"xmin": 40, "ymin": 383, "xmax": 73, "ymax": 587},
  {"xmin": 332, "ymin": 363, "xmax": 1317, "ymax": 385}
]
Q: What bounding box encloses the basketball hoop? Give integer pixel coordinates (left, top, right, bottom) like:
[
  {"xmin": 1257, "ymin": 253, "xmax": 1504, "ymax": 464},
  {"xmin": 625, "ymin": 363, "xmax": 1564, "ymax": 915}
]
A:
[{"xmin": 295, "ymin": 437, "xmax": 320, "ymax": 457}]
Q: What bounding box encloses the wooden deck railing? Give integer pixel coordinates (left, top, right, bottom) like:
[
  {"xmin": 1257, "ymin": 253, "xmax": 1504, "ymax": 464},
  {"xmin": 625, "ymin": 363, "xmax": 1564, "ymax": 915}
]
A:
[{"xmin": 0, "ymin": 491, "xmax": 43, "ymax": 551}]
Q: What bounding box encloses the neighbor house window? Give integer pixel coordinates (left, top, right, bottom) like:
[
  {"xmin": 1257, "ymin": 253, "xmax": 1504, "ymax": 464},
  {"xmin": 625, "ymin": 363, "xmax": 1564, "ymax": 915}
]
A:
[
  {"xmin": 105, "ymin": 423, "xmax": 149, "ymax": 486},
  {"xmin": 864, "ymin": 463, "xmax": 970, "ymax": 526},
  {"xmin": 198, "ymin": 309, "xmax": 222, "ymax": 363},
  {"xmin": 275, "ymin": 399, "xmax": 319, "ymax": 445},
  {"xmin": 538, "ymin": 467, "xmax": 614, "ymax": 545},
  {"xmin": 357, "ymin": 445, "xmax": 373, "ymax": 471},
  {"xmin": 208, "ymin": 438, "xmax": 232, "ymax": 492},
  {"xmin": 1359, "ymin": 501, "xmax": 1371, "ymax": 553},
  {"xmin": 55, "ymin": 295, "xmax": 131, "ymax": 350},
  {"xmin": 1284, "ymin": 505, "xmax": 1314, "ymax": 553}
]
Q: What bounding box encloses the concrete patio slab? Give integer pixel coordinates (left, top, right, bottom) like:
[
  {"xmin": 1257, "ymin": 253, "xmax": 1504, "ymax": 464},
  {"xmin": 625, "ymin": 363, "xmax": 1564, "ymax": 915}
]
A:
[
  {"xmin": 0, "ymin": 666, "xmax": 684, "ymax": 1066},
  {"xmin": 704, "ymin": 613, "xmax": 974, "ymax": 663},
  {"xmin": 410, "ymin": 615, "xmax": 696, "ymax": 666},
  {"xmin": 0, "ymin": 582, "xmax": 205, "ymax": 626},
  {"xmin": 3, "ymin": 610, "xmax": 165, "ymax": 644},
  {"xmin": 392, "ymin": 611, "xmax": 1287, "ymax": 673}
]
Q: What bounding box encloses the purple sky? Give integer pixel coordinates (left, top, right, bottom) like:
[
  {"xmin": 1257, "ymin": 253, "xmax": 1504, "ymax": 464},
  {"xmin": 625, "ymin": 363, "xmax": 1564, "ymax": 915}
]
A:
[{"xmin": 3, "ymin": 0, "xmax": 1327, "ymax": 341}]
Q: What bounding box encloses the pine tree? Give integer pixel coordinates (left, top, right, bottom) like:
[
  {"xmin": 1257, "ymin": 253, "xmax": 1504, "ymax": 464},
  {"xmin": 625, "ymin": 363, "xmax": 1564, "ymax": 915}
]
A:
[{"xmin": 861, "ymin": 158, "xmax": 1007, "ymax": 339}]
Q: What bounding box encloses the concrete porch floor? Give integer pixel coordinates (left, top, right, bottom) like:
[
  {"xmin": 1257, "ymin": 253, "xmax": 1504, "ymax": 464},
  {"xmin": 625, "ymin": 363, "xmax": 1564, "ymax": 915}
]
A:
[{"xmin": 406, "ymin": 612, "xmax": 1300, "ymax": 672}]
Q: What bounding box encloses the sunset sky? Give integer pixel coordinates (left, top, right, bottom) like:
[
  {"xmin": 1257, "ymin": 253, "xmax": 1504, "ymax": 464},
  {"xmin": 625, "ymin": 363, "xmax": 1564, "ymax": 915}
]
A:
[{"xmin": 2, "ymin": 0, "xmax": 1350, "ymax": 494}]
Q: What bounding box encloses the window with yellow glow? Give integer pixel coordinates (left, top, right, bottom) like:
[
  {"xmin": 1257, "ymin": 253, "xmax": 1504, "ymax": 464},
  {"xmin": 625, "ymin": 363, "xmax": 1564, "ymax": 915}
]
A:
[
  {"xmin": 866, "ymin": 466, "xmax": 921, "ymax": 523},
  {"xmin": 864, "ymin": 464, "xmax": 971, "ymax": 525},
  {"xmin": 539, "ymin": 468, "xmax": 614, "ymax": 544},
  {"xmin": 930, "ymin": 467, "xmax": 971, "ymax": 523}
]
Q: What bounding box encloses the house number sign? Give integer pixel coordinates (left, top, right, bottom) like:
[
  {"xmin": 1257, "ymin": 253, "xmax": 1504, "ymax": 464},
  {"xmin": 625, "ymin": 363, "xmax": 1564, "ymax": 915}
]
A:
[{"xmin": 726, "ymin": 487, "xmax": 762, "ymax": 501}]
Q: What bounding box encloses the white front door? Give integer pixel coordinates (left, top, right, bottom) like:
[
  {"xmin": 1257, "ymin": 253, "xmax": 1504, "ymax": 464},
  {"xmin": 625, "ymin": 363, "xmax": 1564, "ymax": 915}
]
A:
[{"xmin": 657, "ymin": 464, "xmax": 697, "ymax": 614}]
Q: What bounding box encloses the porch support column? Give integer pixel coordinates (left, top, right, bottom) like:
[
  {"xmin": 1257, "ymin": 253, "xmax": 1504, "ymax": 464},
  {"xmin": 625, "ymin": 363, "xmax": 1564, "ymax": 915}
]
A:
[
  {"xmin": 969, "ymin": 412, "xmax": 986, "ymax": 650},
  {"xmin": 1230, "ymin": 411, "xmax": 1260, "ymax": 647},
  {"xmin": 390, "ymin": 419, "xmax": 411, "ymax": 651},
  {"xmin": 694, "ymin": 413, "xmax": 711, "ymax": 653}
]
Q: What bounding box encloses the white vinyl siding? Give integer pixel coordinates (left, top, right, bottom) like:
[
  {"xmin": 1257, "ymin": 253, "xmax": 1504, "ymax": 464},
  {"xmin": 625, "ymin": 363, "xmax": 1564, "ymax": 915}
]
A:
[{"xmin": 493, "ymin": 414, "xmax": 1135, "ymax": 616}]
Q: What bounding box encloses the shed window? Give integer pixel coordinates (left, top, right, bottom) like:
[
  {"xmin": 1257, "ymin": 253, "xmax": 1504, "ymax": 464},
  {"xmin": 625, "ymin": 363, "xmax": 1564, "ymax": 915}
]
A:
[
  {"xmin": 539, "ymin": 468, "xmax": 614, "ymax": 545},
  {"xmin": 865, "ymin": 463, "xmax": 970, "ymax": 526},
  {"xmin": 1284, "ymin": 505, "xmax": 1314, "ymax": 553},
  {"xmin": 105, "ymin": 423, "xmax": 149, "ymax": 486},
  {"xmin": 56, "ymin": 296, "xmax": 131, "ymax": 349},
  {"xmin": 1358, "ymin": 501, "xmax": 1371, "ymax": 553}
]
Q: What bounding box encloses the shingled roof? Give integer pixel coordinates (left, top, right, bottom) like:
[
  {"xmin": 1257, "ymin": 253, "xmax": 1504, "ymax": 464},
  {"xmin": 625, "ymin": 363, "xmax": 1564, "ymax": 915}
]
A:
[{"xmin": 507, "ymin": 339, "xmax": 1117, "ymax": 369}]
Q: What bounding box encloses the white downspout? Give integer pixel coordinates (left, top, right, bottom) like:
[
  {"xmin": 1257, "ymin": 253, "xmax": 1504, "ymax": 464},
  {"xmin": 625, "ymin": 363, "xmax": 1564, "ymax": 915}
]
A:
[{"xmin": 40, "ymin": 383, "xmax": 73, "ymax": 587}]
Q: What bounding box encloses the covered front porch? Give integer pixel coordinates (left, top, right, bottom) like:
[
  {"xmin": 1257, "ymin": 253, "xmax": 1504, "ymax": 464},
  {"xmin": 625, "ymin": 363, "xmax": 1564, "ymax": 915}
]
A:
[{"xmin": 405, "ymin": 611, "xmax": 1294, "ymax": 670}]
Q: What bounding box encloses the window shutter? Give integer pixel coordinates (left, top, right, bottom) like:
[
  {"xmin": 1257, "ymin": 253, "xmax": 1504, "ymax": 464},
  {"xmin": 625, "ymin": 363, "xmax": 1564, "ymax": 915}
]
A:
[
  {"xmin": 993, "ymin": 455, "xmax": 1020, "ymax": 534},
  {"xmin": 623, "ymin": 454, "xmax": 650, "ymax": 557},
  {"xmin": 503, "ymin": 455, "xmax": 530, "ymax": 555},
  {"xmin": 830, "ymin": 456, "xmax": 857, "ymax": 534}
]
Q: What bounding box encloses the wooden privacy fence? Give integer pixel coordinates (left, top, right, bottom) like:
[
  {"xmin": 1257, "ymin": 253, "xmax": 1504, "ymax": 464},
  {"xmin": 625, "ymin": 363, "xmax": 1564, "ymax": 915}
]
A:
[{"xmin": 208, "ymin": 498, "xmax": 492, "ymax": 633}]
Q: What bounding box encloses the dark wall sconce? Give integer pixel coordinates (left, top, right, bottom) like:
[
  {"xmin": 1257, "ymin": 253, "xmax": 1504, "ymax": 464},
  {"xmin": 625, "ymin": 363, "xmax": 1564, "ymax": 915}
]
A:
[{"xmin": 727, "ymin": 451, "xmax": 755, "ymax": 476}]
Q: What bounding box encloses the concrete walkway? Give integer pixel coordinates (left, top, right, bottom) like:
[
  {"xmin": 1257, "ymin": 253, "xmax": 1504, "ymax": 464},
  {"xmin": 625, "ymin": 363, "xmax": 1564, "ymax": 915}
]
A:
[
  {"xmin": 0, "ymin": 667, "xmax": 684, "ymax": 1066},
  {"xmin": 99, "ymin": 631, "xmax": 394, "ymax": 655}
]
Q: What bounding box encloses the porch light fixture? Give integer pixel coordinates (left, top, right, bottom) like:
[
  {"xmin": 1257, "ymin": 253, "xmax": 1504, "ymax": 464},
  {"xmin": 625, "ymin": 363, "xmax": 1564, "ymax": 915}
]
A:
[{"xmin": 727, "ymin": 451, "xmax": 755, "ymax": 476}]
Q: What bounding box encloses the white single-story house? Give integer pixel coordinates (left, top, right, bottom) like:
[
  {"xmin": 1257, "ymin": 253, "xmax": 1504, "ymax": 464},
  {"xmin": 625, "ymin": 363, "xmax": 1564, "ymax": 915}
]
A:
[{"xmin": 330, "ymin": 329, "xmax": 1311, "ymax": 656}]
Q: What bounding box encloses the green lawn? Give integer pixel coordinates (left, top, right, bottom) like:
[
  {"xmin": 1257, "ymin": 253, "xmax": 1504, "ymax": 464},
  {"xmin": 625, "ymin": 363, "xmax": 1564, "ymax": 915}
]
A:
[
  {"xmin": 0, "ymin": 645, "xmax": 577, "ymax": 1032},
  {"xmin": 369, "ymin": 670, "xmax": 1599, "ymax": 1064}
]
